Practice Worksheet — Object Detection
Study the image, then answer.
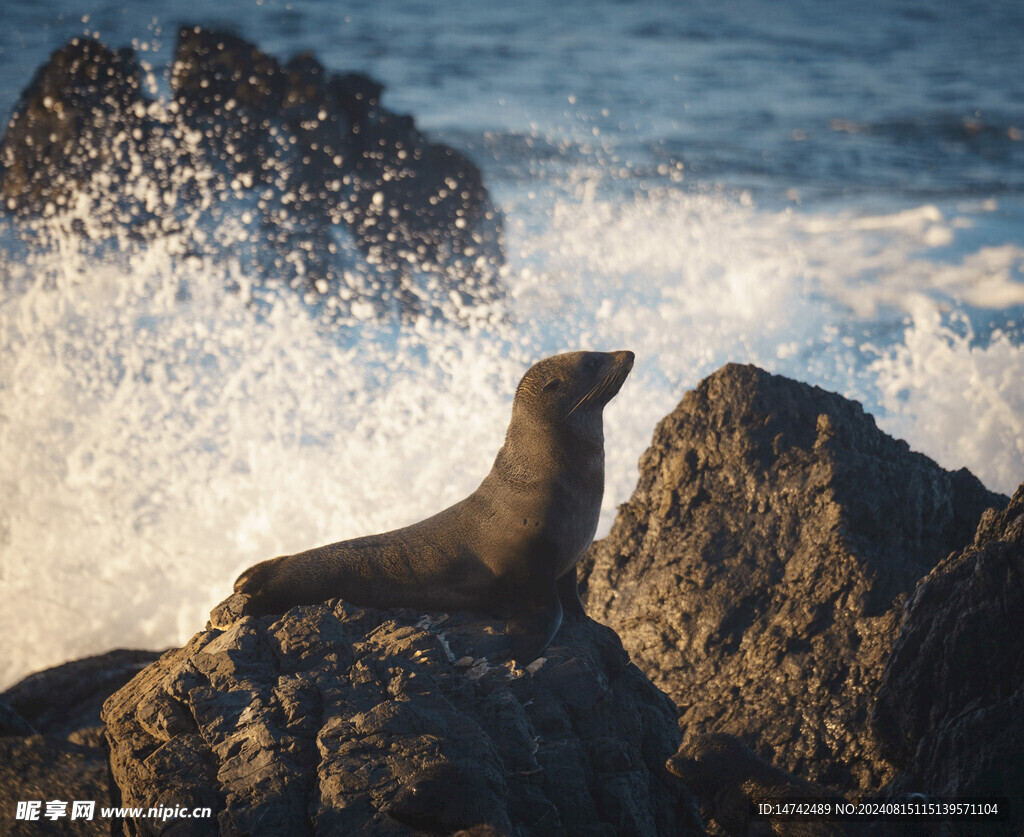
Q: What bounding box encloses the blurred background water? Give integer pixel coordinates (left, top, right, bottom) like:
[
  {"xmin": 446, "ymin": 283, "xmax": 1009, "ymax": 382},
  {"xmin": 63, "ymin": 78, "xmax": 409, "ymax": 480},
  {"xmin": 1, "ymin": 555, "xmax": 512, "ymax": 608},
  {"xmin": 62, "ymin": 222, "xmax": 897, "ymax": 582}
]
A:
[{"xmin": 1, "ymin": 0, "xmax": 1022, "ymax": 688}]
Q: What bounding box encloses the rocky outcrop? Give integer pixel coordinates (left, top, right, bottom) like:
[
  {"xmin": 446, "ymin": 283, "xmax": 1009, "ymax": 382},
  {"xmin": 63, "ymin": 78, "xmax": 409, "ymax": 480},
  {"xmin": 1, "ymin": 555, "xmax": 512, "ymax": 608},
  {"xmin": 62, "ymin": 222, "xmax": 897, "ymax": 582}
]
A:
[
  {"xmin": 169, "ymin": 27, "xmax": 503, "ymax": 307},
  {"xmin": 874, "ymin": 483, "xmax": 1024, "ymax": 833},
  {"xmin": 103, "ymin": 602, "xmax": 705, "ymax": 836},
  {"xmin": 0, "ymin": 38, "xmax": 150, "ymax": 222},
  {"xmin": 3, "ymin": 649, "xmax": 162, "ymax": 739},
  {"xmin": 580, "ymin": 363, "xmax": 1005, "ymax": 793},
  {"xmin": 7, "ymin": 363, "xmax": 1016, "ymax": 834},
  {"xmin": 0, "ymin": 650, "xmax": 162, "ymax": 837},
  {"xmin": 0, "ymin": 733, "xmax": 110, "ymax": 837},
  {"xmin": 0, "ymin": 27, "xmax": 503, "ymax": 319},
  {"xmin": 667, "ymin": 733, "xmax": 849, "ymax": 837}
]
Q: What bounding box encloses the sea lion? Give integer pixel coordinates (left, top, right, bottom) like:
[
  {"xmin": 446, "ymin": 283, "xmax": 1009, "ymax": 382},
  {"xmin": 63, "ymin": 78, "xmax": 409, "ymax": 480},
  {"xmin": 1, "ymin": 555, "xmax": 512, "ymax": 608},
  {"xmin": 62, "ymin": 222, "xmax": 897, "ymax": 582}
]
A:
[{"xmin": 230, "ymin": 349, "xmax": 634, "ymax": 662}]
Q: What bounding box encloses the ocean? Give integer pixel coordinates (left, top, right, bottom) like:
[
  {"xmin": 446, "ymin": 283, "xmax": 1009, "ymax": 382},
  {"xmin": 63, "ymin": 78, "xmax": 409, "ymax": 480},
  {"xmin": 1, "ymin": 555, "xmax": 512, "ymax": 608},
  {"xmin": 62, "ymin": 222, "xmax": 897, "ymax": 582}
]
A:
[{"xmin": 1, "ymin": 0, "xmax": 1022, "ymax": 689}]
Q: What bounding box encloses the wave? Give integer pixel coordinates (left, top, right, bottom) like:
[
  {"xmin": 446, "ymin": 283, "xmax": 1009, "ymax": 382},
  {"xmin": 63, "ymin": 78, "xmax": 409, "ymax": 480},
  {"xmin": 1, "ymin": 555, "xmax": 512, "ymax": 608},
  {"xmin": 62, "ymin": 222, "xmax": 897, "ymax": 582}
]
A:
[{"xmin": 2, "ymin": 173, "xmax": 1022, "ymax": 688}]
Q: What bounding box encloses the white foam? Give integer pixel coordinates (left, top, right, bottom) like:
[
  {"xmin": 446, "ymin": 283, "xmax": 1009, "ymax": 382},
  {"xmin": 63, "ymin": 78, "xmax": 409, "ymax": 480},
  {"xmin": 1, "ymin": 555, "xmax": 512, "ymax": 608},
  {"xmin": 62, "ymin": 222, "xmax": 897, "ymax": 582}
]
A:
[
  {"xmin": 2, "ymin": 183, "xmax": 1022, "ymax": 689},
  {"xmin": 0, "ymin": 238, "xmax": 521, "ymax": 687},
  {"xmin": 503, "ymin": 184, "xmax": 1024, "ymax": 504},
  {"xmin": 870, "ymin": 303, "xmax": 1024, "ymax": 498}
]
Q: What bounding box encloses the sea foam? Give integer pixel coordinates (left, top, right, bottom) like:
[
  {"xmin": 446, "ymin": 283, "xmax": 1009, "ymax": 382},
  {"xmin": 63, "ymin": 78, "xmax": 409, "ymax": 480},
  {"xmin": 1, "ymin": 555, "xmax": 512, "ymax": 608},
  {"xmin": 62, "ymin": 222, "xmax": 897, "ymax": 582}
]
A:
[{"xmin": 1, "ymin": 180, "xmax": 1022, "ymax": 689}]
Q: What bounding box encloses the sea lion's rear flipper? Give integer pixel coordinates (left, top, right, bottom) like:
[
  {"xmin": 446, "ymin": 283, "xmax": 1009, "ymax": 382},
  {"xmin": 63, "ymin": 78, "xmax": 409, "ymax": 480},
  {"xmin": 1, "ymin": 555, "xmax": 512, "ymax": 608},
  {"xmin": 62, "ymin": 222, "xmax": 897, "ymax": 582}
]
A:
[
  {"xmin": 506, "ymin": 585, "xmax": 563, "ymax": 664},
  {"xmin": 556, "ymin": 569, "xmax": 587, "ymax": 621}
]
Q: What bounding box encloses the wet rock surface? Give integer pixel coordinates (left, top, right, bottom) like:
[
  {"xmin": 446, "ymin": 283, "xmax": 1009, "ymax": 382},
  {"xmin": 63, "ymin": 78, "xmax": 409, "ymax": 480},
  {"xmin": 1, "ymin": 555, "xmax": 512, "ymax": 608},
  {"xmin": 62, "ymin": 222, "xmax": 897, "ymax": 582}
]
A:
[
  {"xmin": 103, "ymin": 603, "xmax": 704, "ymax": 836},
  {"xmin": 874, "ymin": 483, "xmax": 1024, "ymax": 833},
  {"xmin": 579, "ymin": 363, "xmax": 1006, "ymax": 793},
  {"xmin": 0, "ymin": 27, "xmax": 503, "ymax": 320},
  {"xmin": 0, "ymin": 38, "xmax": 149, "ymax": 219}
]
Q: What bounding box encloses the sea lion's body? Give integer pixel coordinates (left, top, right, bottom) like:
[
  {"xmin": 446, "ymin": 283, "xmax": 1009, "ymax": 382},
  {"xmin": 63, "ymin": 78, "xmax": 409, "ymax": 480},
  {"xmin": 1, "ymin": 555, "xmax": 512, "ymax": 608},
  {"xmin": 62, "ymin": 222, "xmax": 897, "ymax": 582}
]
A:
[{"xmin": 234, "ymin": 350, "xmax": 634, "ymax": 662}]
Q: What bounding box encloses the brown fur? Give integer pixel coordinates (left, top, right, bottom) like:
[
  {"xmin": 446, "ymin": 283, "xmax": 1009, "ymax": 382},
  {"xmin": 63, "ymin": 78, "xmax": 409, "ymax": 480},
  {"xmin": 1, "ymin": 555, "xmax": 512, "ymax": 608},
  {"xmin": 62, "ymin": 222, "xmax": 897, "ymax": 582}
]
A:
[{"xmin": 233, "ymin": 350, "xmax": 634, "ymax": 662}]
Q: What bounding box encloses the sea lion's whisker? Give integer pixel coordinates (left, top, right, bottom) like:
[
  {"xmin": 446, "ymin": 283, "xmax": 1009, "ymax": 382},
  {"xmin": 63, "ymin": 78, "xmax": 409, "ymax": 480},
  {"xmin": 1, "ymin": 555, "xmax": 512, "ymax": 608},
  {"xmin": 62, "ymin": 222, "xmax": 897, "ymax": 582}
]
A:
[
  {"xmin": 566, "ymin": 380, "xmax": 602, "ymax": 417},
  {"xmin": 567, "ymin": 364, "xmax": 626, "ymax": 417},
  {"xmin": 592, "ymin": 369, "xmax": 617, "ymax": 403}
]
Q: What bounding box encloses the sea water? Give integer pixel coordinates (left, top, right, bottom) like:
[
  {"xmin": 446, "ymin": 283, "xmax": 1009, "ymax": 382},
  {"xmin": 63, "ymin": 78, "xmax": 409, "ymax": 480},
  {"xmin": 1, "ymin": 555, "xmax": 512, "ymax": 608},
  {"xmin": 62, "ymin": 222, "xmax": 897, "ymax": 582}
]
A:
[{"xmin": 1, "ymin": 0, "xmax": 1022, "ymax": 688}]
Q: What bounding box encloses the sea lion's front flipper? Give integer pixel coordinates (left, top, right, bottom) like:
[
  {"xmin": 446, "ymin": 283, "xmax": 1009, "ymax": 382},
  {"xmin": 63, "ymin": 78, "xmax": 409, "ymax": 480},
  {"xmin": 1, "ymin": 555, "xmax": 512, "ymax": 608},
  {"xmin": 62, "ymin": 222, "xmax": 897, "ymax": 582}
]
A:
[
  {"xmin": 506, "ymin": 584, "xmax": 563, "ymax": 664},
  {"xmin": 556, "ymin": 568, "xmax": 587, "ymax": 621}
]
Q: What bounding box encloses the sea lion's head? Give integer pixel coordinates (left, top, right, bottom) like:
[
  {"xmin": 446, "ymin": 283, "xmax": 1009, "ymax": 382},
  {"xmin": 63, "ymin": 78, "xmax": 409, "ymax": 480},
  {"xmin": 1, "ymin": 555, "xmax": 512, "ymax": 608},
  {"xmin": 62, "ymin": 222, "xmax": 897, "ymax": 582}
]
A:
[{"xmin": 513, "ymin": 350, "xmax": 634, "ymax": 432}]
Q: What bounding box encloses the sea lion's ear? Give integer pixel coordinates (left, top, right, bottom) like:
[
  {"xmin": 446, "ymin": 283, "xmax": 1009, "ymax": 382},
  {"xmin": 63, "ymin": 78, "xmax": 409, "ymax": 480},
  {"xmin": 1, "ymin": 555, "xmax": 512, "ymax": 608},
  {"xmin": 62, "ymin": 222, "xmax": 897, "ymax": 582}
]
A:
[{"xmin": 542, "ymin": 378, "xmax": 562, "ymax": 392}]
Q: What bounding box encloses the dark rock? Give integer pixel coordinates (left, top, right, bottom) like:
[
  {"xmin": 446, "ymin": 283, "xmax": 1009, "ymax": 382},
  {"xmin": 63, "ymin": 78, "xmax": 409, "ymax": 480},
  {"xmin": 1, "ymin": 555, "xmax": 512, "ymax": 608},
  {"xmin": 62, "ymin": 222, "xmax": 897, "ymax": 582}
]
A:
[
  {"xmin": 169, "ymin": 27, "xmax": 345, "ymax": 297},
  {"xmin": 388, "ymin": 761, "xmax": 503, "ymax": 832},
  {"xmin": 579, "ymin": 363, "xmax": 1005, "ymax": 792},
  {"xmin": 3, "ymin": 649, "xmax": 163, "ymax": 738},
  {"xmin": 665, "ymin": 735, "xmax": 945, "ymax": 837},
  {"xmin": 0, "ymin": 698, "xmax": 35, "ymax": 737},
  {"xmin": 0, "ymin": 650, "xmax": 164, "ymax": 837},
  {"xmin": 1, "ymin": 27, "xmax": 503, "ymax": 319},
  {"xmin": 0, "ymin": 734, "xmax": 111, "ymax": 836},
  {"xmin": 103, "ymin": 602, "xmax": 705, "ymax": 836},
  {"xmin": 874, "ymin": 482, "xmax": 1024, "ymax": 834},
  {"xmin": 167, "ymin": 25, "xmax": 502, "ymax": 310},
  {"xmin": 667, "ymin": 733, "xmax": 848, "ymax": 837},
  {"xmin": 0, "ymin": 38, "xmax": 149, "ymax": 219}
]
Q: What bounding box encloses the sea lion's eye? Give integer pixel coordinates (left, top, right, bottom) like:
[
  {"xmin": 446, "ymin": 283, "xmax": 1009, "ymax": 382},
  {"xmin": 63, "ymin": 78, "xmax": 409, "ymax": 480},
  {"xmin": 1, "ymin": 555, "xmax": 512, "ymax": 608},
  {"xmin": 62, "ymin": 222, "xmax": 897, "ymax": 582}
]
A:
[
  {"xmin": 543, "ymin": 378, "xmax": 561, "ymax": 392},
  {"xmin": 584, "ymin": 357, "xmax": 598, "ymax": 370}
]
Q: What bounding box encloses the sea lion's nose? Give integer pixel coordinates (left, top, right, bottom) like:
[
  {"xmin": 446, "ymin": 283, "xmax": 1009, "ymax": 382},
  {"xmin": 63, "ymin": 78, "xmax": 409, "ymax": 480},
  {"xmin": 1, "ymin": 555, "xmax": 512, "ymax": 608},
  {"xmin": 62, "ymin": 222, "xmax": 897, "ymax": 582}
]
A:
[{"xmin": 613, "ymin": 350, "xmax": 635, "ymax": 368}]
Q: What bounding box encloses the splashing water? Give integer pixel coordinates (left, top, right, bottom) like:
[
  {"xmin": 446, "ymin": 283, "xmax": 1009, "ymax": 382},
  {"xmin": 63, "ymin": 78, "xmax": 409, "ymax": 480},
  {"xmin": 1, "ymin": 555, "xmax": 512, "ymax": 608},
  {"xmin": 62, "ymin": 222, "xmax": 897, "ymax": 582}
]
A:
[
  {"xmin": 2, "ymin": 1, "xmax": 1023, "ymax": 688},
  {"xmin": 3, "ymin": 178, "xmax": 1022, "ymax": 688}
]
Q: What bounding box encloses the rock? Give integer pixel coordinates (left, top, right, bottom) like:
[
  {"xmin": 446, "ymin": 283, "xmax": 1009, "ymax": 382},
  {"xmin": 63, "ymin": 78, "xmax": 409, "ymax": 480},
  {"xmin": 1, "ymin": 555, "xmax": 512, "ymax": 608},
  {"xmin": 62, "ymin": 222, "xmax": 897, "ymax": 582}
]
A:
[
  {"xmin": 667, "ymin": 733, "xmax": 848, "ymax": 837},
  {"xmin": 0, "ymin": 734, "xmax": 111, "ymax": 836},
  {"xmin": 0, "ymin": 698, "xmax": 35, "ymax": 737},
  {"xmin": 0, "ymin": 649, "xmax": 164, "ymax": 837},
  {"xmin": 168, "ymin": 27, "xmax": 348, "ymax": 297},
  {"xmin": 0, "ymin": 37, "xmax": 158, "ymax": 233},
  {"xmin": 579, "ymin": 363, "xmax": 1005, "ymax": 792},
  {"xmin": 874, "ymin": 482, "xmax": 1024, "ymax": 834},
  {"xmin": 103, "ymin": 602, "xmax": 705, "ymax": 836},
  {"xmin": 1, "ymin": 27, "xmax": 503, "ymax": 320},
  {"xmin": 3, "ymin": 649, "xmax": 163, "ymax": 738},
  {"xmin": 168, "ymin": 25, "xmax": 504, "ymax": 312}
]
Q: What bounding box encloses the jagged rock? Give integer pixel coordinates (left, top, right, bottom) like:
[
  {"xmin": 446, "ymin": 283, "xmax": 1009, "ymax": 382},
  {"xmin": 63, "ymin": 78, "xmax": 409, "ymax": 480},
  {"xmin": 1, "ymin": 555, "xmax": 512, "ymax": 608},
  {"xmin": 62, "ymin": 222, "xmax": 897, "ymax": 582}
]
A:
[
  {"xmin": 874, "ymin": 483, "xmax": 1024, "ymax": 834},
  {"xmin": 3, "ymin": 649, "xmax": 162, "ymax": 738},
  {"xmin": 667, "ymin": 733, "xmax": 848, "ymax": 837},
  {"xmin": 103, "ymin": 602, "xmax": 704, "ymax": 836},
  {"xmin": 579, "ymin": 363, "xmax": 1005, "ymax": 793},
  {"xmin": 0, "ymin": 37, "xmax": 155, "ymax": 224},
  {"xmin": 1, "ymin": 27, "xmax": 503, "ymax": 318},
  {"xmin": 168, "ymin": 27, "xmax": 353, "ymax": 296},
  {"xmin": 0, "ymin": 650, "xmax": 163, "ymax": 837},
  {"xmin": 170, "ymin": 26, "xmax": 503, "ymax": 309}
]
